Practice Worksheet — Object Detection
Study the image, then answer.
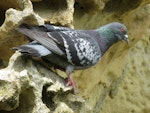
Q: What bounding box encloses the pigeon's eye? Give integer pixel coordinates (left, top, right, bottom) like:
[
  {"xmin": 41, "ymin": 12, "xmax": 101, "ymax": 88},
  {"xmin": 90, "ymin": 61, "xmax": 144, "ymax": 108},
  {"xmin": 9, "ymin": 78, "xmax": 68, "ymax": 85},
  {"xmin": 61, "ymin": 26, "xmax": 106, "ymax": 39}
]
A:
[{"xmin": 120, "ymin": 27, "xmax": 125, "ymax": 32}]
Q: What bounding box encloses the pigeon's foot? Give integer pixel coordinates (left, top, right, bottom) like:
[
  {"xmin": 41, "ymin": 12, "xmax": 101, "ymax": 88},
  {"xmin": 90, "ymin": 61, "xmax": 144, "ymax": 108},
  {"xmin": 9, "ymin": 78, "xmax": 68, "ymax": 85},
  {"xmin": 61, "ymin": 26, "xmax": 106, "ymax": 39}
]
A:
[
  {"xmin": 66, "ymin": 76, "xmax": 77, "ymax": 93},
  {"xmin": 65, "ymin": 65, "xmax": 77, "ymax": 93}
]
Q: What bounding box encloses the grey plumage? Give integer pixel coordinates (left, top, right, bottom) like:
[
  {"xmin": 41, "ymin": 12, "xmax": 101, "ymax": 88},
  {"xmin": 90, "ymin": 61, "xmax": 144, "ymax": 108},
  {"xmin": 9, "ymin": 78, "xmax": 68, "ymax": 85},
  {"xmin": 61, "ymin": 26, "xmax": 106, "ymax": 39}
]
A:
[{"xmin": 13, "ymin": 22, "xmax": 129, "ymax": 92}]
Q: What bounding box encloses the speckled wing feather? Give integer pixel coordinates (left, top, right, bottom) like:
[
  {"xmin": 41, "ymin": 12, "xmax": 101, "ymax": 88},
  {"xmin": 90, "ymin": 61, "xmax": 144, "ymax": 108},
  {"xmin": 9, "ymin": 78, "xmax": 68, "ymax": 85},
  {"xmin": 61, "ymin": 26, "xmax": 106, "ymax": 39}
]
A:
[{"xmin": 47, "ymin": 30, "xmax": 101, "ymax": 66}]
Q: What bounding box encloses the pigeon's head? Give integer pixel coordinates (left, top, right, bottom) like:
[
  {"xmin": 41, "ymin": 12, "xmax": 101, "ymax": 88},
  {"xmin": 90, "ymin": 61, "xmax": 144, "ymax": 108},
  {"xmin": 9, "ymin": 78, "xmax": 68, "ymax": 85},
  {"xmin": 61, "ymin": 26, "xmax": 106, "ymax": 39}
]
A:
[{"xmin": 107, "ymin": 22, "xmax": 129, "ymax": 44}]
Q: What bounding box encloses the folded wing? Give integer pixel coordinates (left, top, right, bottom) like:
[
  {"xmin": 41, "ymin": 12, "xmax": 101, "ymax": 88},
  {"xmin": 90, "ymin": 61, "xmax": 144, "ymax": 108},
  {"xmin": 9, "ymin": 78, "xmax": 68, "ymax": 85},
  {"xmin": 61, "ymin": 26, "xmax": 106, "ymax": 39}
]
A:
[{"xmin": 16, "ymin": 24, "xmax": 101, "ymax": 66}]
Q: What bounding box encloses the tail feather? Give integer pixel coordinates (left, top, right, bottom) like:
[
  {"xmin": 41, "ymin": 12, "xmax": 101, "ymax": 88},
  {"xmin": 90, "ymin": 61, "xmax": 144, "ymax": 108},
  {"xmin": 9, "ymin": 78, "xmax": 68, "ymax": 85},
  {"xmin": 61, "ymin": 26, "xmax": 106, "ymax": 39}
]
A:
[{"xmin": 12, "ymin": 43, "xmax": 51, "ymax": 57}]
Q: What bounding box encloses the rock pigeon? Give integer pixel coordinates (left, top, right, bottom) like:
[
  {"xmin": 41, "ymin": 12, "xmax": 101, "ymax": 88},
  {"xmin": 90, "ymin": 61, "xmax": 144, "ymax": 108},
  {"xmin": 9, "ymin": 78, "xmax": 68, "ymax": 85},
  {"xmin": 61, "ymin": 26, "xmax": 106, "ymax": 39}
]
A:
[{"xmin": 13, "ymin": 22, "xmax": 129, "ymax": 92}]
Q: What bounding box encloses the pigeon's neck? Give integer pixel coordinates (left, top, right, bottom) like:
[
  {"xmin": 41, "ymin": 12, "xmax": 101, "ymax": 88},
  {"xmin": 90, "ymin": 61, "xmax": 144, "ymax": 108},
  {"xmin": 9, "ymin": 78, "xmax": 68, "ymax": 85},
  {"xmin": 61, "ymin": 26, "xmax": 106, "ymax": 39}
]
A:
[
  {"xmin": 98, "ymin": 27, "xmax": 118, "ymax": 43},
  {"xmin": 96, "ymin": 27, "xmax": 118, "ymax": 55}
]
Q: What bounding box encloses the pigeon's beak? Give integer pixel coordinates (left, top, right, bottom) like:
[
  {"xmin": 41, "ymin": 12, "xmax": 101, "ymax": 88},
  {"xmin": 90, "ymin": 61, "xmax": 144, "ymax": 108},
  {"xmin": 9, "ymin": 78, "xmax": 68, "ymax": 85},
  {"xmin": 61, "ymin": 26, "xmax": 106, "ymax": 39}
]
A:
[{"xmin": 123, "ymin": 34, "xmax": 129, "ymax": 44}]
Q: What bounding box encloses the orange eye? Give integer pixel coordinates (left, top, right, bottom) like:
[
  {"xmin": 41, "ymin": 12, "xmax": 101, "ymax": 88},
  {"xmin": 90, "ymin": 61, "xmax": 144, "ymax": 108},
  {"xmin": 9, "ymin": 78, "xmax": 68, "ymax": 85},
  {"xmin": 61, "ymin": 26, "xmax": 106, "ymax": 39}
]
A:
[{"xmin": 120, "ymin": 27, "xmax": 124, "ymax": 32}]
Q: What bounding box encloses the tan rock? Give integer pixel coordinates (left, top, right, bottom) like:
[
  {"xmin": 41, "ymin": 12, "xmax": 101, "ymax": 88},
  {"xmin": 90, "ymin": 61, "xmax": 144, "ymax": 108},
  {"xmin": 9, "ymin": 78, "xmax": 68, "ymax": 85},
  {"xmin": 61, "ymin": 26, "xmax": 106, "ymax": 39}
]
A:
[{"xmin": 32, "ymin": 0, "xmax": 74, "ymax": 28}]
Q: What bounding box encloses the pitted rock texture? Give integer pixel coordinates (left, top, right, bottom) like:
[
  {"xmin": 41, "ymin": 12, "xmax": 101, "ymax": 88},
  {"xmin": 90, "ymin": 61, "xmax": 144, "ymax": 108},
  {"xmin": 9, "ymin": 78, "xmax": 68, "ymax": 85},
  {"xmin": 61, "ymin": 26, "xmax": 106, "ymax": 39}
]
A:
[
  {"xmin": 0, "ymin": 0, "xmax": 150, "ymax": 113},
  {"xmin": 0, "ymin": 52, "xmax": 88, "ymax": 113}
]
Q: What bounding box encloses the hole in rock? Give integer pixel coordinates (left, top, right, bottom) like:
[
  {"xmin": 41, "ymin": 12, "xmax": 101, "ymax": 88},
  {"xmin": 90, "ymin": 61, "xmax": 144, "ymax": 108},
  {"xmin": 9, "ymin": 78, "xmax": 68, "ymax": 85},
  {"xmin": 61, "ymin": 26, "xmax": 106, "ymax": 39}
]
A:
[
  {"xmin": 0, "ymin": 1, "xmax": 23, "ymax": 26},
  {"xmin": 32, "ymin": 0, "xmax": 67, "ymax": 19},
  {"xmin": 0, "ymin": 57, "xmax": 7, "ymax": 69},
  {"xmin": 74, "ymin": 1, "xmax": 100, "ymax": 29},
  {"xmin": 0, "ymin": 9, "xmax": 5, "ymax": 26},
  {"xmin": 42, "ymin": 84, "xmax": 56, "ymax": 111},
  {"xmin": 74, "ymin": 1, "xmax": 99, "ymax": 13},
  {"xmin": 104, "ymin": 0, "xmax": 142, "ymax": 14}
]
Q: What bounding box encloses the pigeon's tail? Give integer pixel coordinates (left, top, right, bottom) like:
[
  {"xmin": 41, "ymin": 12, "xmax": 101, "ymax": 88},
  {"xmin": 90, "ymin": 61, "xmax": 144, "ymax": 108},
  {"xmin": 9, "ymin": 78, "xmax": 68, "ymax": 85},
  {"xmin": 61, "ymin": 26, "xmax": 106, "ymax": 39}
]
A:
[{"xmin": 12, "ymin": 43, "xmax": 52, "ymax": 57}]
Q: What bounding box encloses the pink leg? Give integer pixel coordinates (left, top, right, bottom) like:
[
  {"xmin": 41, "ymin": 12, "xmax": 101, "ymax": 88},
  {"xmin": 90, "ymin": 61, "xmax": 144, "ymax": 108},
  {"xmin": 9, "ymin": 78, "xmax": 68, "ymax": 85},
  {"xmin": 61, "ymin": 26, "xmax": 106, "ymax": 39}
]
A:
[
  {"xmin": 66, "ymin": 75, "xmax": 77, "ymax": 93},
  {"xmin": 65, "ymin": 66, "xmax": 77, "ymax": 93}
]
